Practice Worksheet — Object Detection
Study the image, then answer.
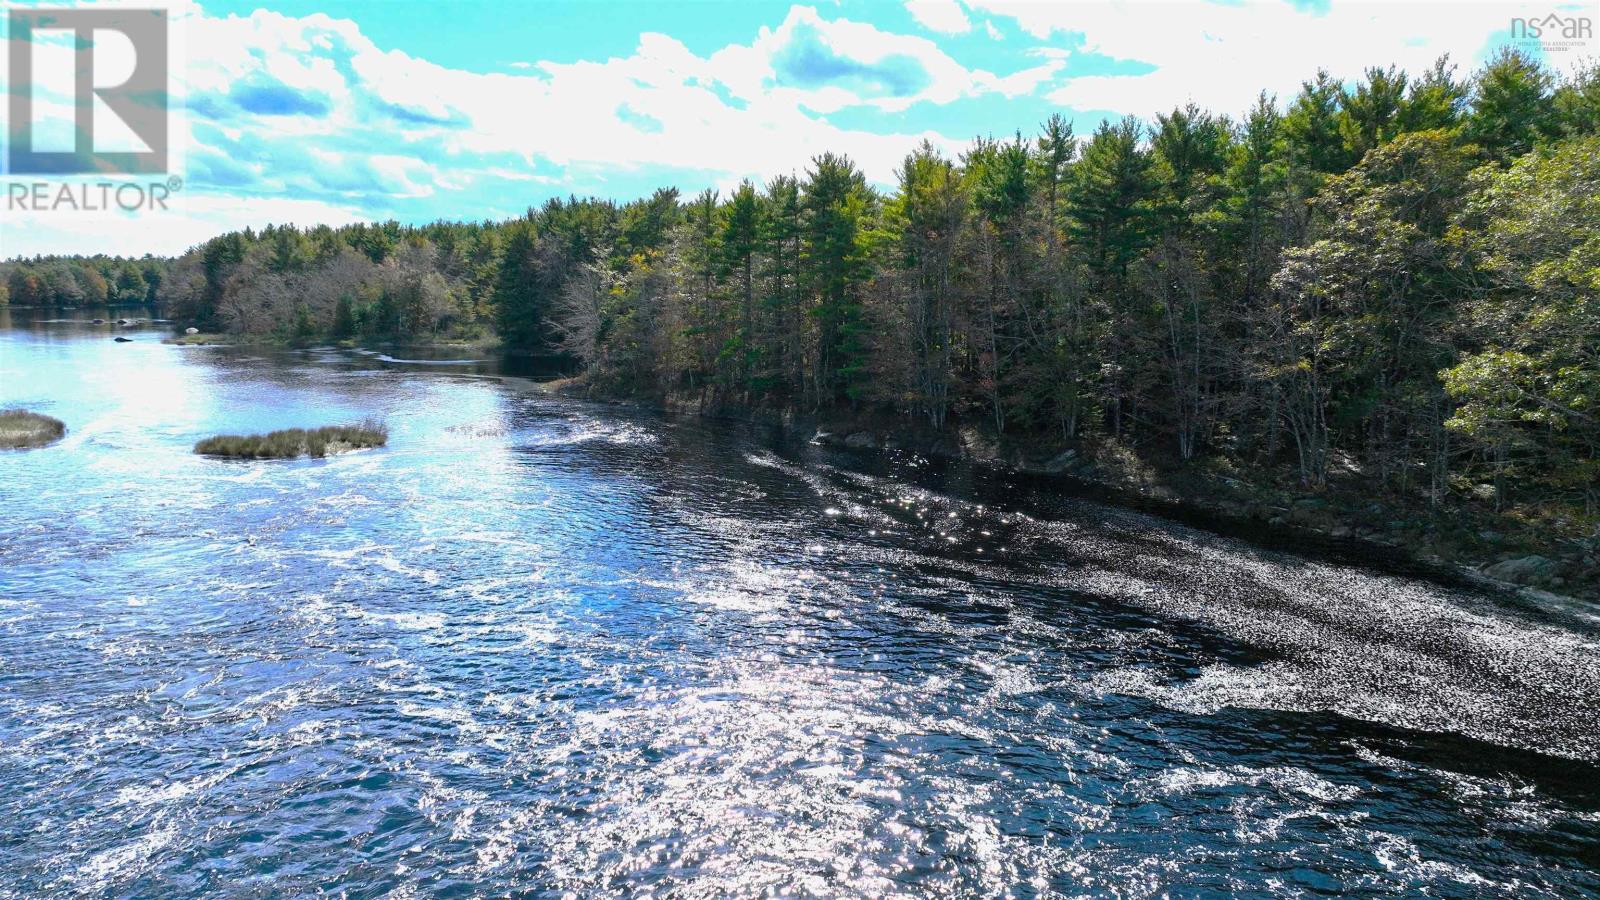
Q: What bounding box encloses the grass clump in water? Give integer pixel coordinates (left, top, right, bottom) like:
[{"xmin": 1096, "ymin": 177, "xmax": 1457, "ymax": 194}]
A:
[
  {"xmin": 195, "ymin": 420, "xmax": 388, "ymax": 459},
  {"xmin": 0, "ymin": 409, "xmax": 66, "ymax": 449}
]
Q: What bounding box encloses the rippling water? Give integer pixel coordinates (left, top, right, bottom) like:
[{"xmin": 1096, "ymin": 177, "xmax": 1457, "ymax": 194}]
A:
[{"xmin": 3, "ymin": 310, "xmax": 1598, "ymax": 897}]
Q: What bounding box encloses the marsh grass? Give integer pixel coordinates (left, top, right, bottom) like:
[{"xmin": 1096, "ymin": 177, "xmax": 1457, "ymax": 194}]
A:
[
  {"xmin": 195, "ymin": 420, "xmax": 388, "ymax": 459},
  {"xmin": 0, "ymin": 409, "xmax": 66, "ymax": 449}
]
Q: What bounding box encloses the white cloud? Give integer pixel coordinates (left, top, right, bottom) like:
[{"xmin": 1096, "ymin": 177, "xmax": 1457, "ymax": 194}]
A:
[
  {"xmin": 6, "ymin": 1, "xmax": 1074, "ymax": 257},
  {"xmin": 7, "ymin": 0, "xmax": 1585, "ymax": 258},
  {"xmin": 705, "ymin": 6, "xmax": 1051, "ymax": 113},
  {"xmin": 906, "ymin": 0, "xmax": 973, "ymax": 35},
  {"xmin": 972, "ymin": 0, "xmax": 1599, "ymax": 118},
  {"xmin": 0, "ymin": 195, "xmax": 368, "ymax": 258}
]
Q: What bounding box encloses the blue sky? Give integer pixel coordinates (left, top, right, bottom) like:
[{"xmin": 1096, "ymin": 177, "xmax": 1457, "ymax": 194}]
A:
[{"xmin": 3, "ymin": 0, "xmax": 1594, "ymax": 257}]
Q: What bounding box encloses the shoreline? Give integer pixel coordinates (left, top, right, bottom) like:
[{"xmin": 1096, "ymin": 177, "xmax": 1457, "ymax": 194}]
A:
[
  {"xmin": 163, "ymin": 331, "xmax": 502, "ymax": 351},
  {"xmin": 116, "ymin": 327, "xmax": 1598, "ymax": 605},
  {"xmin": 537, "ymin": 378, "xmax": 1596, "ymax": 606}
]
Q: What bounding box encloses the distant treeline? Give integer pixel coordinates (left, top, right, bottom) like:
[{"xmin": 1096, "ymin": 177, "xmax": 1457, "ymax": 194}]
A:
[
  {"xmin": 5, "ymin": 48, "xmax": 1597, "ymax": 520},
  {"xmin": 1, "ymin": 255, "xmax": 165, "ymax": 307}
]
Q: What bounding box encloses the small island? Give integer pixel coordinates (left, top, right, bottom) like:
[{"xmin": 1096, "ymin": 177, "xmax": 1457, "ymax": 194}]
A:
[
  {"xmin": 0, "ymin": 409, "xmax": 66, "ymax": 449},
  {"xmin": 194, "ymin": 422, "xmax": 388, "ymax": 459}
]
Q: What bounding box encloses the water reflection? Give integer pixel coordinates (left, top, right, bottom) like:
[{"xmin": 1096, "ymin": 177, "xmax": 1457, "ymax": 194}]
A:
[{"xmin": 1, "ymin": 311, "xmax": 1597, "ymax": 897}]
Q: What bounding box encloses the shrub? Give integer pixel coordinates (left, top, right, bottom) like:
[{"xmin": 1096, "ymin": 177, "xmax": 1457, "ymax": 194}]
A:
[
  {"xmin": 195, "ymin": 420, "xmax": 388, "ymax": 459},
  {"xmin": 0, "ymin": 409, "xmax": 66, "ymax": 449}
]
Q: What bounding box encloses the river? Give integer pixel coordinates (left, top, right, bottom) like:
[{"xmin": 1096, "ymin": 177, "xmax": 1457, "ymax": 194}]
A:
[{"xmin": 2, "ymin": 309, "xmax": 1598, "ymax": 897}]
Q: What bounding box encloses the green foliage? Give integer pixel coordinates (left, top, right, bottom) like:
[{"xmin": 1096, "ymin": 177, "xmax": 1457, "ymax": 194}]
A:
[
  {"xmin": 802, "ymin": 153, "xmax": 876, "ymax": 402},
  {"xmin": 1339, "ymin": 65, "xmax": 1410, "ymax": 161},
  {"xmin": 494, "ymin": 219, "xmax": 550, "ymax": 349},
  {"xmin": 1465, "ymin": 47, "xmax": 1557, "ymax": 161},
  {"xmin": 1068, "ymin": 116, "xmax": 1155, "ymax": 282},
  {"xmin": 1553, "ymin": 61, "xmax": 1600, "ymax": 137},
  {"xmin": 1444, "ymin": 137, "xmax": 1600, "ymax": 503},
  {"xmin": 1283, "ymin": 70, "xmax": 1353, "ymax": 191}
]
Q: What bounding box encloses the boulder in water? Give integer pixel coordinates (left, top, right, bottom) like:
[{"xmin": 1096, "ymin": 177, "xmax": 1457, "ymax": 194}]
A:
[
  {"xmin": 113, "ymin": 336, "xmax": 133, "ymax": 343},
  {"xmin": 185, "ymin": 327, "xmax": 200, "ymax": 335},
  {"xmin": 91, "ymin": 318, "xmax": 105, "ymax": 324},
  {"xmin": 844, "ymin": 432, "xmax": 877, "ymax": 449}
]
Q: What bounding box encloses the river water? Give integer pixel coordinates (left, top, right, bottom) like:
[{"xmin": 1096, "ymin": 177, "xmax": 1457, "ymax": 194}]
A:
[{"xmin": 2, "ymin": 309, "xmax": 1598, "ymax": 897}]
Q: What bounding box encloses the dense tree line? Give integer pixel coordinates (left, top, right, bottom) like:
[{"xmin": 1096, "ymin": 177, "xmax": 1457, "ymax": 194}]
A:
[
  {"xmin": 5, "ymin": 49, "xmax": 1596, "ymax": 523},
  {"xmin": 525, "ymin": 50, "xmax": 1597, "ymax": 518},
  {"xmin": 1, "ymin": 255, "xmax": 165, "ymax": 307},
  {"xmin": 154, "ymin": 220, "xmax": 504, "ymax": 340}
]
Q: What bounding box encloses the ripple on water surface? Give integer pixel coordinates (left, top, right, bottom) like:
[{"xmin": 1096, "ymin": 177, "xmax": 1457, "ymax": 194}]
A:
[{"xmin": 1, "ymin": 322, "xmax": 1598, "ymax": 897}]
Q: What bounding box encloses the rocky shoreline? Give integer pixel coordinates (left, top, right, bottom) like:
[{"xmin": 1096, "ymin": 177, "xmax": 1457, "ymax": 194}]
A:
[
  {"xmin": 541, "ymin": 378, "xmax": 1597, "ymax": 605},
  {"xmin": 810, "ymin": 423, "xmax": 1596, "ymax": 605}
]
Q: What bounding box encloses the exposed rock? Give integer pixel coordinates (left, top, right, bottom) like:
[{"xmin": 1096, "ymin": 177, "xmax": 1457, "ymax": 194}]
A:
[
  {"xmin": 843, "ymin": 431, "xmax": 877, "ymax": 449},
  {"xmin": 1289, "ymin": 504, "xmax": 1326, "ymax": 525},
  {"xmin": 1033, "ymin": 448, "xmax": 1078, "ymax": 475},
  {"xmin": 1331, "ymin": 526, "xmax": 1353, "ymax": 539},
  {"xmin": 185, "ymin": 327, "xmax": 199, "ymax": 335},
  {"xmin": 113, "ymin": 336, "xmax": 133, "ymax": 343},
  {"xmin": 1483, "ymin": 555, "xmax": 1558, "ymax": 585}
]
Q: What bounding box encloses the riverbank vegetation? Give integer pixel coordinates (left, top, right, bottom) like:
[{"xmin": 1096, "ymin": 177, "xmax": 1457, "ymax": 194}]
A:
[
  {"xmin": 0, "ymin": 410, "xmax": 66, "ymax": 449},
  {"xmin": 8, "ymin": 49, "xmax": 1598, "ymax": 587},
  {"xmin": 194, "ymin": 422, "xmax": 388, "ymax": 459}
]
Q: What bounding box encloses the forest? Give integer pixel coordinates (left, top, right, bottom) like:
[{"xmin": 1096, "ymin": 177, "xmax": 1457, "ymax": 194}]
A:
[{"xmin": 4, "ymin": 48, "xmax": 1597, "ymax": 547}]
